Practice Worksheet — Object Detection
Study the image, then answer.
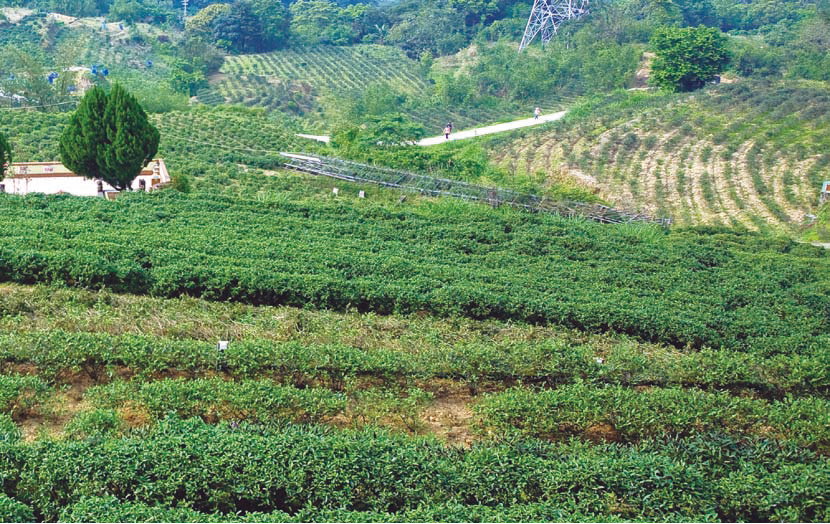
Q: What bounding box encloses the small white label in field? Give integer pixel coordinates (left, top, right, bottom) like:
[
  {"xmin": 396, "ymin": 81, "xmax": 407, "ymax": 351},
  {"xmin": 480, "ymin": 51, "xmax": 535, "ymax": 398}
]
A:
[
  {"xmin": 359, "ymin": 191, "xmax": 365, "ymax": 198},
  {"xmin": 332, "ymin": 187, "xmax": 339, "ymax": 196}
]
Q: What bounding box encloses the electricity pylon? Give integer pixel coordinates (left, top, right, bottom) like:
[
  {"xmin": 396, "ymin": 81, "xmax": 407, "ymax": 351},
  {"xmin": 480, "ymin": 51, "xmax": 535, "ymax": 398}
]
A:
[{"xmin": 519, "ymin": 0, "xmax": 590, "ymax": 51}]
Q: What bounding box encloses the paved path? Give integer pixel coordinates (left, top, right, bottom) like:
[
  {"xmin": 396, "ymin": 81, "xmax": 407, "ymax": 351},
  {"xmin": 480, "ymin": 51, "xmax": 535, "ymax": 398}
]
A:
[
  {"xmin": 297, "ymin": 133, "xmax": 331, "ymax": 144},
  {"xmin": 295, "ymin": 110, "xmax": 567, "ymax": 147},
  {"xmin": 416, "ymin": 111, "xmax": 567, "ymax": 146}
]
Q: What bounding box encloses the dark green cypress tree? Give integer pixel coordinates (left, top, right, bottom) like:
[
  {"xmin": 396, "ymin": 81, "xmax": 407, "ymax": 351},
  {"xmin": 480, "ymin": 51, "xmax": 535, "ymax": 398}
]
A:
[
  {"xmin": 59, "ymin": 84, "xmax": 160, "ymax": 191},
  {"xmin": 0, "ymin": 132, "xmax": 11, "ymax": 181}
]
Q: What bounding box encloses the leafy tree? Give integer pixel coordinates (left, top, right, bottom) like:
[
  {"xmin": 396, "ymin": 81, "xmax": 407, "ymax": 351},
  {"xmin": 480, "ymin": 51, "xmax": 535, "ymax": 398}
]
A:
[
  {"xmin": 0, "ymin": 132, "xmax": 11, "ymax": 181},
  {"xmin": 650, "ymin": 25, "xmax": 730, "ymax": 92},
  {"xmin": 108, "ymin": 0, "xmax": 174, "ymax": 22},
  {"xmin": 0, "ymin": 49, "xmax": 74, "ymax": 111},
  {"xmin": 290, "ymin": 0, "xmax": 356, "ymax": 45},
  {"xmin": 212, "ymin": 1, "xmax": 266, "ymax": 53},
  {"xmin": 449, "ymin": 0, "xmax": 499, "ymax": 26},
  {"xmin": 187, "ymin": 3, "xmax": 232, "ymax": 36},
  {"xmin": 333, "ymin": 114, "xmax": 426, "ymax": 154},
  {"xmin": 386, "ymin": 6, "xmax": 467, "ymax": 57},
  {"xmin": 169, "ymin": 60, "xmax": 207, "ymax": 96},
  {"xmin": 59, "ymin": 84, "xmax": 159, "ymax": 191},
  {"xmin": 247, "ymin": 0, "xmax": 290, "ymax": 49}
]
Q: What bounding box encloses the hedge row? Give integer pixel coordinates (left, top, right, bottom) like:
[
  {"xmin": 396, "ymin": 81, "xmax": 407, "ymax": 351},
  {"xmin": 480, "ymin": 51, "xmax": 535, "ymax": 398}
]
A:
[
  {"xmin": 57, "ymin": 496, "xmax": 639, "ymax": 523},
  {"xmin": 86, "ymin": 379, "xmax": 346, "ymax": 425},
  {"xmin": 0, "ymin": 418, "xmax": 826, "ymax": 522},
  {"xmin": 0, "ymin": 192, "xmax": 827, "ymax": 352},
  {"xmin": 475, "ymin": 384, "xmax": 830, "ymax": 449},
  {"xmin": 0, "ymin": 330, "xmax": 827, "ymax": 396}
]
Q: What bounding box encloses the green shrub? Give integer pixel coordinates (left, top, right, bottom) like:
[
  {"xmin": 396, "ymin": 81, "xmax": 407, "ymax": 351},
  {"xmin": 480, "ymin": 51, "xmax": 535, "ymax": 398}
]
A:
[
  {"xmin": 65, "ymin": 409, "xmax": 123, "ymax": 439},
  {"xmin": 0, "ymin": 494, "xmax": 33, "ymax": 523}
]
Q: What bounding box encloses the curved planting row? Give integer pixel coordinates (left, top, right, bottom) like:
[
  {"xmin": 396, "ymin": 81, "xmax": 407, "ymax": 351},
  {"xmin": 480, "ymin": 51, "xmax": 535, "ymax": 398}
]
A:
[
  {"xmin": 475, "ymin": 383, "xmax": 830, "ymax": 450},
  {"xmin": 490, "ymin": 83, "xmax": 830, "ymax": 232}
]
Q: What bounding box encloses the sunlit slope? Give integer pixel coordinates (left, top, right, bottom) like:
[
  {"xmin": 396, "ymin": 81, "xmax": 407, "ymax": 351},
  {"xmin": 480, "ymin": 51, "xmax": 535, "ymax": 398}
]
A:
[{"xmin": 489, "ymin": 82, "xmax": 830, "ymax": 232}]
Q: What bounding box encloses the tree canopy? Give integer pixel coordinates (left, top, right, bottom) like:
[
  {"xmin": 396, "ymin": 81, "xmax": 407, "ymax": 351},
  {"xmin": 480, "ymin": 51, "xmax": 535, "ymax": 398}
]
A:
[
  {"xmin": 59, "ymin": 84, "xmax": 159, "ymax": 191},
  {"xmin": 650, "ymin": 25, "xmax": 730, "ymax": 92}
]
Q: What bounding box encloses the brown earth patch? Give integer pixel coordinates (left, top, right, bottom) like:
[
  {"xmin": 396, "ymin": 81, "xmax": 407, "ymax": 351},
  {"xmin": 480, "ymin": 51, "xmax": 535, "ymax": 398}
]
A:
[
  {"xmin": 584, "ymin": 422, "xmax": 621, "ymax": 443},
  {"xmin": 421, "ymin": 394, "xmax": 475, "ymax": 447}
]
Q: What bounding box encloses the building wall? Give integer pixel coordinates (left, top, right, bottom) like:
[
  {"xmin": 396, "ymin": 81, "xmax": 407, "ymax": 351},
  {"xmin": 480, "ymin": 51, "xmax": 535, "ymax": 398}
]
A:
[{"xmin": 2, "ymin": 160, "xmax": 170, "ymax": 197}]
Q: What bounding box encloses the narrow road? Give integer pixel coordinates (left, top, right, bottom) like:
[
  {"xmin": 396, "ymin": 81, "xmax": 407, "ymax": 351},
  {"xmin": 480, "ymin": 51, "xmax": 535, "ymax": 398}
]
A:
[
  {"xmin": 295, "ymin": 110, "xmax": 567, "ymax": 147},
  {"xmin": 416, "ymin": 111, "xmax": 567, "ymax": 146}
]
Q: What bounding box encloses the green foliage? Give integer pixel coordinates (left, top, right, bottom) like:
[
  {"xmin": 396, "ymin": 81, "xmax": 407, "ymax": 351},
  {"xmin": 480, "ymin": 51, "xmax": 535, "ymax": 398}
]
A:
[
  {"xmin": 334, "ymin": 114, "xmax": 426, "ymax": 151},
  {"xmin": 0, "ymin": 414, "xmax": 20, "ymax": 444},
  {"xmin": 3, "ymin": 417, "xmax": 828, "ymax": 521},
  {"xmin": 108, "ymin": 0, "xmax": 174, "ymax": 23},
  {"xmin": 650, "ymin": 25, "xmax": 731, "ymax": 92},
  {"xmin": 0, "ymin": 375, "xmax": 50, "ymax": 419},
  {"xmin": 0, "ymin": 494, "xmax": 33, "ymax": 524},
  {"xmin": 169, "ymin": 59, "xmax": 208, "ymax": 96},
  {"xmin": 289, "ymin": 0, "xmax": 357, "ymax": 46},
  {"xmin": 476, "ymin": 384, "xmax": 830, "ymax": 449},
  {"xmin": 0, "ymin": 191, "xmax": 827, "ymax": 352},
  {"xmin": 64, "ymin": 409, "xmax": 123, "ymax": 439},
  {"xmin": 0, "ymin": 132, "xmax": 10, "ymax": 181},
  {"xmin": 171, "ymin": 172, "xmax": 193, "ymax": 193},
  {"xmin": 211, "ymin": 1, "xmax": 270, "ymax": 54},
  {"xmin": 86, "ymin": 379, "xmax": 347, "ymax": 425},
  {"xmin": 59, "ymin": 84, "xmax": 160, "ymax": 190},
  {"xmin": 803, "ymin": 204, "xmax": 830, "ymax": 243}
]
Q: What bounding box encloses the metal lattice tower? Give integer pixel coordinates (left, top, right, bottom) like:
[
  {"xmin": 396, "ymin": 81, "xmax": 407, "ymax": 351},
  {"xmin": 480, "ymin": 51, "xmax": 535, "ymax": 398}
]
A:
[{"xmin": 519, "ymin": 0, "xmax": 589, "ymax": 51}]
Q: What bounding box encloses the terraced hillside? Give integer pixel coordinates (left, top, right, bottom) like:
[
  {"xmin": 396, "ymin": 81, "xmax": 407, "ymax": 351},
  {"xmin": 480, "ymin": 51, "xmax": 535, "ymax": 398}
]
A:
[
  {"xmin": 197, "ymin": 45, "xmax": 547, "ymax": 131},
  {"xmin": 490, "ymin": 82, "xmax": 830, "ymax": 233},
  {"xmin": 0, "ymin": 106, "xmax": 305, "ymax": 169}
]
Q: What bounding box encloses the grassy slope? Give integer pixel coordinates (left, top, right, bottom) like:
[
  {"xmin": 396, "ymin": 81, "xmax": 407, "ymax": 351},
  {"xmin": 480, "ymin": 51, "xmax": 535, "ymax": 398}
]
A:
[{"xmin": 487, "ymin": 81, "xmax": 830, "ymax": 234}]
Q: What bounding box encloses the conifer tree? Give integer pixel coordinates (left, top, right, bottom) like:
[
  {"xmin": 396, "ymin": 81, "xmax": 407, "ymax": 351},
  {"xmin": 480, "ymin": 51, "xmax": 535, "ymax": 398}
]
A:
[
  {"xmin": 60, "ymin": 84, "xmax": 160, "ymax": 191},
  {"xmin": 0, "ymin": 132, "xmax": 11, "ymax": 181}
]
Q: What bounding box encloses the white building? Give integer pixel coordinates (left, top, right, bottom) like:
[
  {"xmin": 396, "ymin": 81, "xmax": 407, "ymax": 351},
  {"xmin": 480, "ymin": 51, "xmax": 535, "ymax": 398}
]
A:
[{"xmin": 2, "ymin": 159, "xmax": 170, "ymax": 198}]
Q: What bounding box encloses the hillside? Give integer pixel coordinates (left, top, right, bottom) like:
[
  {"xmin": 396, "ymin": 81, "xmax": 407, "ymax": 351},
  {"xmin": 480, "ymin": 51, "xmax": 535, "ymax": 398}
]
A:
[
  {"xmin": 197, "ymin": 45, "xmax": 556, "ymax": 131},
  {"xmin": 1, "ymin": 0, "xmax": 830, "ymax": 521},
  {"xmin": 0, "ymin": 171, "xmax": 826, "ymax": 521},
  {"xmin": 488, "ymin": 82, "xmax": 830, "ymax": 233}
]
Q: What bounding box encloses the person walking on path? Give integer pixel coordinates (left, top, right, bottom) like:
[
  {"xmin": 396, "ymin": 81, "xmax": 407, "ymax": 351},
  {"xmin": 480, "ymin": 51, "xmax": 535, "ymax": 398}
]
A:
[
  {"xmin": 444, "ymin": 124, "xmax": 452, "ymax": 140},
  {"xmin": 534, "ymin": 107, "xmax": 541, "ymax": 120}
]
